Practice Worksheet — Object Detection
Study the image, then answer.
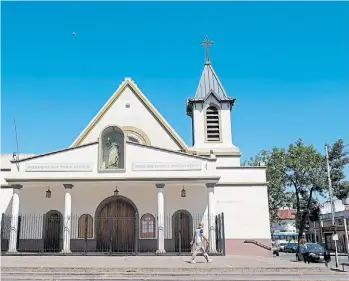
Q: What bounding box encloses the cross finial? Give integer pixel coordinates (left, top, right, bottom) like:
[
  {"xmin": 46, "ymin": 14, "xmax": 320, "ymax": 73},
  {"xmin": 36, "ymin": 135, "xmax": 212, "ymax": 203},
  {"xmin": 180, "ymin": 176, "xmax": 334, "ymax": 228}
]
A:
[{"xmin": 201, "ymin": 35, "xmax": 214, "ymax": 64}]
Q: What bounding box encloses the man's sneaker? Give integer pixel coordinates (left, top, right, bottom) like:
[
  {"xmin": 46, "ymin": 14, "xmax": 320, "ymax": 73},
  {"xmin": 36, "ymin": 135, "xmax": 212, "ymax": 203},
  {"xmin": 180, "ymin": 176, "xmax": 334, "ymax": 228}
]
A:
[
  {"xmin": 207, "ymin": 259, "xmax": 212, "ymax": 263},
  {"xmin": 191, "ymin": 260, "xmax": 196, "ymax": 264}
]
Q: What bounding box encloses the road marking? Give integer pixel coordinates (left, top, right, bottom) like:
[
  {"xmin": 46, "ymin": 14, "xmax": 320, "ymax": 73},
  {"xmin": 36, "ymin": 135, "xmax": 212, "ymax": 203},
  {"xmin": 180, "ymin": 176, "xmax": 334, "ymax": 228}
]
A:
[{"xmin": 224, "ymin": 264, "xmax": 233, "ymax": 268}]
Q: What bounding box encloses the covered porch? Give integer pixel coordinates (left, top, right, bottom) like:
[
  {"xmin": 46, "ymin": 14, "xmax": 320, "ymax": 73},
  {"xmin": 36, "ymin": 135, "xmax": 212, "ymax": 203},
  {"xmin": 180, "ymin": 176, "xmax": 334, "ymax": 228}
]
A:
[{"xmin": 1, "ymin": 176, "xmax": 225, "ymax": 256}]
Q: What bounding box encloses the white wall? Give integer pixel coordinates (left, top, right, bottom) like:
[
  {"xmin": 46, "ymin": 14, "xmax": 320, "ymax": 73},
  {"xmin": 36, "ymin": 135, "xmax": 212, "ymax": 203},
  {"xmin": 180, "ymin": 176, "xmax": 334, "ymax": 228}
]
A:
[
  {"xmin": 11, "ymin": 142, "xmax": 213, "ymax": 180},
  {"xmin": 320, "ymin": 199, "xmax": 346, "ymax": 214},
  {"xmin": 215, "ymin": 185, "xmax": 271, "ymax": 239},
  {"xmin": 215, "ymin": 156, "xmax": 241, "ymax": 167},
  {"xmin": 79, "ymin": 86, "xmax": 183, "ymax": 151},
  {"xmin": 1, "ymin": 169, "xmax": 14, "ymax": 215},
  {"xmin": 217, "ymin": 167, "xmax": 266, "ymax": 183}
]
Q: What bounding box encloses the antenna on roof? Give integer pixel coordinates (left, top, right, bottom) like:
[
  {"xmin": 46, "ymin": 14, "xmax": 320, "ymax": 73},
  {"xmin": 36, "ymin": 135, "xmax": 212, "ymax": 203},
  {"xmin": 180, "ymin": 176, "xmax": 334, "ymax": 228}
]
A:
[{"xmin": 13, "ymin": 119, "xmax": 20, "ymax": 171}]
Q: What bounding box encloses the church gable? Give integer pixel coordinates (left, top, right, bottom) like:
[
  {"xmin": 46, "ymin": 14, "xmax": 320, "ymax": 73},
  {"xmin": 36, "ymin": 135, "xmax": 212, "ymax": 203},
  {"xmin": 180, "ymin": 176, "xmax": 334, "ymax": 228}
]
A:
[{"xmin": 71, "ymin": 78, "xmax": 187, "ymax": 151}]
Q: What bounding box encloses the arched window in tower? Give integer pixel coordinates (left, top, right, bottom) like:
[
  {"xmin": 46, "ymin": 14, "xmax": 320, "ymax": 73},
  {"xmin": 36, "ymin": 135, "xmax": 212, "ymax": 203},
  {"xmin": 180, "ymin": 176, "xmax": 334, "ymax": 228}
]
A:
[
  {"xmin": 99, "ymin": 125, "xmax": 125, "ymax": 171},
  {"xmin": 206, "ymin": 105, "xmax": 220, "ymax": 142}
]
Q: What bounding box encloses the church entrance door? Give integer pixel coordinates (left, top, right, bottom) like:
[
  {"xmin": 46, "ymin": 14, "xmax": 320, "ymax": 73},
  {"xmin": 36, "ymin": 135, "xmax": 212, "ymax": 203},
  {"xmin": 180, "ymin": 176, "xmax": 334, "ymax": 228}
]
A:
[
  {"xmin": 43, "ymin": 211, "xmax": 62, "ymax": 252},
  {"xmin": 173, "ymin": 210, "xmax": 192, "ymax": 253},
  {"xmin": 96, "ymin": 197, "xmax": 136, "ymax": 253}
]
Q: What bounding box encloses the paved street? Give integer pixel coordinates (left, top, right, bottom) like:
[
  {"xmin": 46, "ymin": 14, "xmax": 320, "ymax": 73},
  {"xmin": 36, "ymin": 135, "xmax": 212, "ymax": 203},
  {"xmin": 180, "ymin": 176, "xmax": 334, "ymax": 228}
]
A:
[{"xmin": 278, "ymin": 252, "xmax": 349, "ymax": 269}]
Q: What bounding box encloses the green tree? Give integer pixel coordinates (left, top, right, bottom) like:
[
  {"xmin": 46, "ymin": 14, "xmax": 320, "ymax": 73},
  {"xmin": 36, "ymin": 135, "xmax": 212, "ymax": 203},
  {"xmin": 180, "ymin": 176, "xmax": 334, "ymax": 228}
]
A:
[{"xmin": 327, "ymin": 139, "xmax": 349, "ymax": 200}]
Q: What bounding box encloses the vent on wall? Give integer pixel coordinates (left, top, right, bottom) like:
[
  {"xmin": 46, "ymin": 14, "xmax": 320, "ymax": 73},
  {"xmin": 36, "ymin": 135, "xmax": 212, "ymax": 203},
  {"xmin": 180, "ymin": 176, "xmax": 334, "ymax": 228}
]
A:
[{"xmin": 206, "ymin": 106, "xmax": 220, "ymax": 142}]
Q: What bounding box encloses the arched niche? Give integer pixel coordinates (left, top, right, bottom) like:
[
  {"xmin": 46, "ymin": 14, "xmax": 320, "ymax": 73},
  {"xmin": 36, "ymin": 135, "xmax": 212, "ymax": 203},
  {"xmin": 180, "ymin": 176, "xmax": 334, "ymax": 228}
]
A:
[{"xmin": 98, "ymin": 125, "xmax": 125, "ymax": 171}]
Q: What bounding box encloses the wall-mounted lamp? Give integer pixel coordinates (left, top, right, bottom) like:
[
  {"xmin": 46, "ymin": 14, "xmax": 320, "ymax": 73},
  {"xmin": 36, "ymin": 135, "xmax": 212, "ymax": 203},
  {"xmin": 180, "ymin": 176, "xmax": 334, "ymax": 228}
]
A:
[
  {"xmin": 46, "ymin": 187, "xmax": 51, "ymax": 198},
  {"xmin": 114, "ymin": 187, "xmax": 119, "ymax": 196},
  {"xmin": 181, "ymin": 186, "xmax": 186, "ymax": 198}
]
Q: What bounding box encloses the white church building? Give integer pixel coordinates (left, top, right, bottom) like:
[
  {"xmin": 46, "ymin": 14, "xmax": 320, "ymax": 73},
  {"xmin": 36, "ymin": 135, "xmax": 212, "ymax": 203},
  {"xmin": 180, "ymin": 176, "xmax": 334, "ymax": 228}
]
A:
[{"xmin": 0, "ymin": 40, "xmax": 271, "ymax": 257}]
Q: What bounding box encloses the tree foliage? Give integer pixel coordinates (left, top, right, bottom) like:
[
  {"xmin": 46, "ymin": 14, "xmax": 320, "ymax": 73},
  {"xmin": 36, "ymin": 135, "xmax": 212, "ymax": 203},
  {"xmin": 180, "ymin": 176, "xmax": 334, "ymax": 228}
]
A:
[{"xmin": 327, "ymin": 139, "xmax": 349, "ymax": 200}]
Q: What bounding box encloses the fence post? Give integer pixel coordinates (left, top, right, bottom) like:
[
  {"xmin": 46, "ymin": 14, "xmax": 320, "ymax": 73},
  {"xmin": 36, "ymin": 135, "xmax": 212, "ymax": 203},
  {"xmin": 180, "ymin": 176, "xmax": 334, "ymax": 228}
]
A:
[
  {"xmin": 0, "ymin": 213, "xmax": 4, "ymax": 252},
  {"xmin": 178, "ymin": 213, "xmax": 182, "ymax": 256},
  {"xmin": 134, "ymin": 213, "xmax": 139, "ymax": 255},
  {"xmin": 221, "ymin": 213, "xmax": 226, "ymax": 256},
  {"xmin": 216, "ymin": 214, "xmax": 220, "ymax": 254},
  {"xmin": 84, "ymin": 215, "xmax": 88, "ymax": 255},
  {"xmin": 108, "ymin": 218, "xmax": 112, "ymax": 256}
]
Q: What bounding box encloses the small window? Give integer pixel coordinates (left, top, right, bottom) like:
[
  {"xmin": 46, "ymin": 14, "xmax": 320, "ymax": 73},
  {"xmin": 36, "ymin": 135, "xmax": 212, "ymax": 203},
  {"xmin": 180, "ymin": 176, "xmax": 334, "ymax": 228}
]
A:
[
  {"xmin": 206, "ymin": 105, "xmax": 220, "ymax": 142},
  {"xmin": 78, "ymin": 214, "xmax": 93, "ymax": 238},
  {"xmin": 140, "ymin": 214, "xmax": 155, "ymax": 239},
  {"xmin": 127, "ymin": 136, "xmax": 140, "ymax": 143}
]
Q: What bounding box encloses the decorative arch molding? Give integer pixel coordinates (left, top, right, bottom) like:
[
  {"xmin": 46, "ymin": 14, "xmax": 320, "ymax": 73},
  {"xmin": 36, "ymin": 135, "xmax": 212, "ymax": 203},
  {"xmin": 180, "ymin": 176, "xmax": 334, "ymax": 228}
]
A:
[
  {"xmin": 98, "ymin": 125, "xmax": 126, "ymax": 172},
  {"xmin": 203, "ymin": 103, "xmax": 222, "ymax": 143},
  {"xmin": 122, "ymin": 126, "xmax": 151, "ymax": 146},
  {"xmin": 94, "ymin": 195, "xmax": 139, "ymax": 218}
]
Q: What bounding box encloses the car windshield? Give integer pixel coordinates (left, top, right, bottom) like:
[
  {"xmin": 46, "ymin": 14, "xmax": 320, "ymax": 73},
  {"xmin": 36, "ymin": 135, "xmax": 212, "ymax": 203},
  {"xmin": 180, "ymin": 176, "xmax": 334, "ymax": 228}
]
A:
[
  {"xmin": 286, "ymin": 243, "xmax": 297, "ymax": 247},
  {"xmin": 306, "ymin": 243, "xmax": 324, "ymax": 252}
]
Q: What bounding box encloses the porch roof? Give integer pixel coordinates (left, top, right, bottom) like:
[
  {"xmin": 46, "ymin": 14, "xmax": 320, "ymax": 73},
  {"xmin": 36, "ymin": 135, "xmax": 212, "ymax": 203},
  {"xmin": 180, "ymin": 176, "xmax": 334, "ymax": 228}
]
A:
[{"xmin": 3, "ymin": 175, "xmax": 221, "ymax": 186}]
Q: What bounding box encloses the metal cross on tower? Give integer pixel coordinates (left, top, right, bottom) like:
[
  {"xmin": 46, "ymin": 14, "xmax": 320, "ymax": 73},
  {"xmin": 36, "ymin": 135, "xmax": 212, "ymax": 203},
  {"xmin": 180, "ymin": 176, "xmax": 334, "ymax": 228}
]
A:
[{"xmin": 201, "ymin": 35, "xmax": 214, "ymax": 64}]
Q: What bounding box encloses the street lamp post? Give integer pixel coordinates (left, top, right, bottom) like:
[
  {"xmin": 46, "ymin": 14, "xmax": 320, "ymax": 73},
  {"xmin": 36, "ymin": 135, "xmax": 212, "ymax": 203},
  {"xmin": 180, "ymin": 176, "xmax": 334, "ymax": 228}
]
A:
[
  {"xmin": 325, "ymin": 144, "xmax": 339, "ymax": 268},
  {"xmin": 342, "ymin": 143, "xmax": 349, "ymax": 261}
]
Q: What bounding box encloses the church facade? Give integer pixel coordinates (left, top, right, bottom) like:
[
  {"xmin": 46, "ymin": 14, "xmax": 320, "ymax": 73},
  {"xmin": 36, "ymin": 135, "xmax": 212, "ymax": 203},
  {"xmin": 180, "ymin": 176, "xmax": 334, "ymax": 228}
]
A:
[{"xmin": 0, "ymin": 43, "xmax": 271, "ymax": 256}]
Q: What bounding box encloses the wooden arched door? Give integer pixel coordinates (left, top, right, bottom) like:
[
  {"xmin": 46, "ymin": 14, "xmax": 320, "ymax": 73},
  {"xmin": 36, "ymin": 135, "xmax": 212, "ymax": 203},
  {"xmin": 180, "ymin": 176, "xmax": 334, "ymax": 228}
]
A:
[
  {"xmin": 43, "ymin": 211, "xmax": 62, "ymax": 252},
  {"xmin": 96, "ymin": 197, "xmax": 136, "ymax": 252},
  {"xmin": 173, "ymin": 210, "xmax": 192, "ymax": 252}
]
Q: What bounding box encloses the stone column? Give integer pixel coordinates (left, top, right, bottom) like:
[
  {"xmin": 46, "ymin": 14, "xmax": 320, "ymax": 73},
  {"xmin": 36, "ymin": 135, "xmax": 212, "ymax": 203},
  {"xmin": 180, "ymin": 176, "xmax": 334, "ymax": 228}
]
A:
[
  {"xmin": 156, "ymin": 183, "xmax": 166, "ymax": 254},
  {"xmin": 206, "ymin": 183, "xmax": 217, "ymax": 253},
  {"xmin": 62, "ymin": 184, "xmax": 73, "ymax": 254},
  {"xmin": 7, "ymin": 185, "xmax": 22, "ymax": 253}
]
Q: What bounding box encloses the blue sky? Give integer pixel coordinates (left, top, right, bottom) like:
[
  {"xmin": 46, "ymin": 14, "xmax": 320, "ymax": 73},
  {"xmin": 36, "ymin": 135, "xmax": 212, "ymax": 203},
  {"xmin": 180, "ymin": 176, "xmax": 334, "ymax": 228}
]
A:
[{"xmin": 1, "ymin": 2, "xmax": 349, "ymax": 177}]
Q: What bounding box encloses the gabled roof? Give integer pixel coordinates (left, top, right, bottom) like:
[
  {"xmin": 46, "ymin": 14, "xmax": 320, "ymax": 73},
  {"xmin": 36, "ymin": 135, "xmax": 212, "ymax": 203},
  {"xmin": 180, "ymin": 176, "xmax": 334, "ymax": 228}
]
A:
[{"xmin": 71, "ymin": 78, "xmax": 188, "ymax": 151}]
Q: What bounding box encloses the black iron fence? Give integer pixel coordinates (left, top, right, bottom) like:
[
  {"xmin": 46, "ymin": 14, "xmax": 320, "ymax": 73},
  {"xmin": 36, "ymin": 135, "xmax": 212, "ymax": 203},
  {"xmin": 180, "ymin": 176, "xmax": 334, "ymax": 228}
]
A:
[{"xmin": 1, "ymin": 212, "xmax": 225, "ymax": 256}]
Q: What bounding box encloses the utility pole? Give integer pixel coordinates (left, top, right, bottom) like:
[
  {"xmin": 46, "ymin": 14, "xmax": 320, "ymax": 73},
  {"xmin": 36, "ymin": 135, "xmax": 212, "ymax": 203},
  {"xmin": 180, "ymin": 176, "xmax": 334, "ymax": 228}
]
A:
[{"xmin": 325, "ymin": 144, "xmax": 339, "ymax": 268}]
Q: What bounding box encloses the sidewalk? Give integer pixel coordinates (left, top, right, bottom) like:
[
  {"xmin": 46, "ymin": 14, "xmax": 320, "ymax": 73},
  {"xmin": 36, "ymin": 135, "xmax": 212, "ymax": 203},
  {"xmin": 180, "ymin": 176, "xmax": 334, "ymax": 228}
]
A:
[{"xmin": 0, "ymin": 255, "xmax": 330, "ymax": 273}]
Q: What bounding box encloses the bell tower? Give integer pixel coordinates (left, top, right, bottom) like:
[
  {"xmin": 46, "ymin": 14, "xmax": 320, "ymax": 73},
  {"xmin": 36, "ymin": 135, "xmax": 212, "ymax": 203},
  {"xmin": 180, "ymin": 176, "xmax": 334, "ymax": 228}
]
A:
[{"xmin": 186, "ymin": 36, "xmax": 239, "ymax": 155}]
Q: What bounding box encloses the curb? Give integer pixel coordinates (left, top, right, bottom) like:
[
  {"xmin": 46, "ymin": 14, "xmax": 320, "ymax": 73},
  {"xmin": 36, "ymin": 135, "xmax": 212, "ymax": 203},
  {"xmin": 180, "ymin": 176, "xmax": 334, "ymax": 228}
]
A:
[{"xmin": 1, "ymin": 267, "xmax": 332, "ymax": 274}]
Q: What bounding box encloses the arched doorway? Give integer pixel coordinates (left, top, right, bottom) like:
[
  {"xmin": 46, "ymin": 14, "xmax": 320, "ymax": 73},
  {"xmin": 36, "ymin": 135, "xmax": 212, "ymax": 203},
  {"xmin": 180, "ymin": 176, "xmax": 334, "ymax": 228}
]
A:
[
  {"xmin": 173, "ymin": 210, "xmax": 193, "ymax": 253},
  {"xmin": 95, "ymin": 196, "xmax": 137, "ymax": 253},
  {"xmin": 43, "ymin": 210, "xmax": 63, "ymax": 252}
]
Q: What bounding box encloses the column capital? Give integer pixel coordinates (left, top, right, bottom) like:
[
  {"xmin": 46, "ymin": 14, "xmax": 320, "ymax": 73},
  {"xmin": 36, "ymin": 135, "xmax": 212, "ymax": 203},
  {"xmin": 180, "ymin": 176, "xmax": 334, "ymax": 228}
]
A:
[
  {"xmin": 63, "ymin": 184, "xmax": 74, "ymax": 189},
  {"xmin": 156, "ymin": 183, "xmax": 165, "ymax": 189},
  {"xmin": 11, "ymin": 184, "xmax": 23, "ymax": 190},
  {"xmin": 205, "ymin": 183, "xmax": 216, "ymax": 189}
]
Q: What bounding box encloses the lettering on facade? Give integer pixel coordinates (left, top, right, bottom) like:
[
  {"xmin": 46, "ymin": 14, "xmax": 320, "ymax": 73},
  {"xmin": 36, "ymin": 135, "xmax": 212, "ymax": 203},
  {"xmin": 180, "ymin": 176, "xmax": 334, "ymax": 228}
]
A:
[
  {"xmin": 25, "ymin": 163, "xmax": 93, "ymax": 172},
  {"xmin": 132, "ymin": 162, "xmax": 202, "ymax": 171}
]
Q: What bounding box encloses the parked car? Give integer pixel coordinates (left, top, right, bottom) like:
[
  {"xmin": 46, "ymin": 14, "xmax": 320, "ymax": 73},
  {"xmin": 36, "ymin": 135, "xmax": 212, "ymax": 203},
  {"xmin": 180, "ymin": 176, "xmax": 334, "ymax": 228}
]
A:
[
  {"xmin": 279, "ymin": 242, "xmax": 287, "ymax": 252},
  {"xmin": 298, "ymin": 243, "xmax": 331, "ymax": 263},
  {"xmin": 284, "ymin": 242, "xmax": 298, "ymax": 253}
]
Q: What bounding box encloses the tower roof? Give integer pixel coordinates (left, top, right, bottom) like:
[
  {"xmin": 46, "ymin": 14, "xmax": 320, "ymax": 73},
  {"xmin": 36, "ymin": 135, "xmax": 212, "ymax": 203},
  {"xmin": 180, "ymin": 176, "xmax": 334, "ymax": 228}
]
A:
[
  {"xmin": 186, "ymin": 36, "xmax": 236, "ymax": 116},
  {"xmin": 192, "ymin": 62, "xmax": 231, "ymax": 101}
]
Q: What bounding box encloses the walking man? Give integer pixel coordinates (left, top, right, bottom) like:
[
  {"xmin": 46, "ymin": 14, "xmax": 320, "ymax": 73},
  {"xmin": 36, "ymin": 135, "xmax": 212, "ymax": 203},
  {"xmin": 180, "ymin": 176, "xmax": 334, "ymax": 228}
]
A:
[{"xmin": 190, "ymin": 222, "xmax": 212, "ymax": 263}]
